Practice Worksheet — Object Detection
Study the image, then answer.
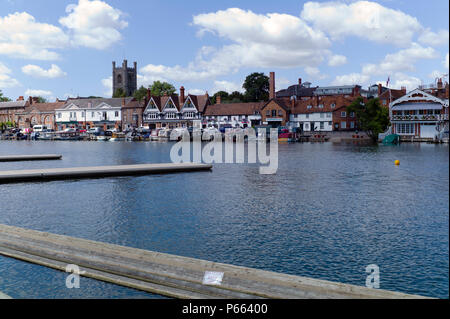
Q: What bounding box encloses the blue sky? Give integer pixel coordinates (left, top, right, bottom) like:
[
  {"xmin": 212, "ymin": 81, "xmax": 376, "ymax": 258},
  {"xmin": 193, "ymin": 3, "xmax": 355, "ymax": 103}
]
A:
[{"xmin": 0, "ymin": 0, "xmax": 448, "ymax": 101}]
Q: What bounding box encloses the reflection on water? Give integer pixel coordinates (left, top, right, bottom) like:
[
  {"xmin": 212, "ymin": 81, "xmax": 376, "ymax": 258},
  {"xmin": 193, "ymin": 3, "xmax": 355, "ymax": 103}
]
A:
[{"xmin": 0, "ymin": 141, "xmax": 448, "ymax": 298}]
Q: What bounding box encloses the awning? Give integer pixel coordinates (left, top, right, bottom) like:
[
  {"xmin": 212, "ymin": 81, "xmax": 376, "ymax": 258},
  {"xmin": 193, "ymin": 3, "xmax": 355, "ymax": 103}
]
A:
[{"xmin": 392, "ymin": 103, "xmax": 443, "ymax": 111}]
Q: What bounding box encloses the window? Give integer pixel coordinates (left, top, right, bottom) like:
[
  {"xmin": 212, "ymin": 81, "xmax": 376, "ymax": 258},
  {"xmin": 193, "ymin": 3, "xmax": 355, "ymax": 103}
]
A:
[
  {"xmin": 326, "ymin": 113, "xmax": 332, "ymax": 118},
  {"xmin": 148, "ymin": 101, "xmax": 157, "ymax": 109},
  {"xmin": 91, "ymin": 112, "xmax": 95, "ymax": 118},
  {"xmin": 266, "ymin": 110, "xmax": 270, "ymax": 116},
  {"xmin": 320, "ymin": 122, "xmax": 324, "ymax": 130},
  {"xmin": 318, "ymin": 104, "xmax": 324, "ymax": 108},
  {"xmin": 307, "ymin": 105, "xmax": 312, "ymax": 109},
  {"xmin": 115, "ymin": 111, "xmax": 119, "ymax": 117},
  {"xmin": 166, "ymin": 112, "xmax": 177, "ymax": 119},
  {"xmin": 328, "ymin": 121, "xmax": 332, "ymax": 126},
  {"xmin": 396, "ymin": 123, "xmax": 415, "ymax": 134},
  {"xmin": 320, "ymin": 113, "xmax": 325, "ymax": 118},
  {"xmin": 341, "ymin": 111, "xmax": 346, "ymax": 117},
  {"xmin": 272, "ymin": 110, "xmax": 277, "ymax": 117},
  {"xmin": 278, "ymin": 110, "xmax": 283, "ymax": 116},
  {"xmin": 58, "ymin": 113, "xmax": 61, "ymax": 119},
  {"xmin": 350, "ymin": 121, "xmax": 355, "ymax": 128},
  {"xmin": 147, "ymin": 113, "xmax": 158, "ymax": 119},
  {"xmin": 382, "ymin": 100, "xmax": 387, "ymax": 105},
  {"xmin": 341, "ymin": 121, "xmax": 346, "ymax": 129},
  {"xmin": 350, "ymin": 112, "xmax": 355, "ymax": 118},
  {"xmin": 306, "ymin": 114, "xmax": 309, "ymax": 119},
  {"xmin": 81, "ymin": 112, "xmax": 85, "ymax": 118},
  {"xmin": 330, "ymin": 103, "xmax": 336, "ymax": 108}
]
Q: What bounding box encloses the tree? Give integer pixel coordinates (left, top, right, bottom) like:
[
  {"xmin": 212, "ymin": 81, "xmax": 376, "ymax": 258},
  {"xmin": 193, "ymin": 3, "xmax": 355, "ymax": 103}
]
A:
[
  {"xmin": 347, "ymin": 97, "xmax": 390, "ymax": 144},
  {"xmin": 0, "ymin": 90, "xmax": 11, "ymax": 102},
  {"xmin": 229, "ymin": 91, "xmax": 244, "ymax": 102},
  {"xmin": 150, "ymin": 81, "xmax": 176, "ymax": 96},
  {"xmin": 242, "ymin": 72, "xmax": 269, "ymax": 102},
  {"xmin": 113, "ymin": 88, "xmax": 127, "ymax": 98},
  {"xmin": 211, "ymin": 91, "xmax": 229, "ymax": 104},
  {"xmin": 133, "ymin": 86, "xmax": 149, "ymax": 101},
  {"xmin": 35, "ymin": 96, "xmax": 48, "ymax": 103}
]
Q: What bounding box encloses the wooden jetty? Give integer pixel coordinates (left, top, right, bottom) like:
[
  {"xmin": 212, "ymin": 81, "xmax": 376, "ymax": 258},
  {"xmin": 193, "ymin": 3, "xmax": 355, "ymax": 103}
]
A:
[
  {"xmin": 0, "ymin": 224, "xmax": 428, "ymax": 299},
  {"xmin": 0, "ymin": 163, "xmax": 212, "ymax": 183},
  {"xmin": 0, "ymin": 154, "xmax": 62, "ymax": 162}
]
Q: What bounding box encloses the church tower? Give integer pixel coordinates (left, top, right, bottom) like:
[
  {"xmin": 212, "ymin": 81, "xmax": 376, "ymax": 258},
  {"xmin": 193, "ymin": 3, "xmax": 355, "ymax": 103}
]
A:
[{"xmin": 112, "ymin": 60, "xmax": 137, "ymax": 97}]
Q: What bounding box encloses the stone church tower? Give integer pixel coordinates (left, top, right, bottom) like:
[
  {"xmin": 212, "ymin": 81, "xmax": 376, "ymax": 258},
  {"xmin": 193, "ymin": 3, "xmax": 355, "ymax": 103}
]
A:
[{"xmin": 112, "ymin": 60, "xmax": 137, "ymax": 97}]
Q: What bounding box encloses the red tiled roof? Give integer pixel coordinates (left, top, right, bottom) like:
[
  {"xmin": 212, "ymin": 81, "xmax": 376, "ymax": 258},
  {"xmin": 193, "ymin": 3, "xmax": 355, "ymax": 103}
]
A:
[
  {"xmin": 30, "ymin": 101, "xmax": 66, "ymax": 112},
  {"xmin": 291, "ymin": 95, "xmax": 357, "ymax": 114}
]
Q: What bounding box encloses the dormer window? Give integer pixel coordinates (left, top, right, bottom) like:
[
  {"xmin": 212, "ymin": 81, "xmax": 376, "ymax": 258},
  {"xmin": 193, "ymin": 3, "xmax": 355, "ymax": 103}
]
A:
[
  {"xmin": 331, "ymin": 103, "xmax": 336, "ymax": 108},
  {"xmin": 307, "ymin": 105, "xmax": 312, "ymax": 109}
]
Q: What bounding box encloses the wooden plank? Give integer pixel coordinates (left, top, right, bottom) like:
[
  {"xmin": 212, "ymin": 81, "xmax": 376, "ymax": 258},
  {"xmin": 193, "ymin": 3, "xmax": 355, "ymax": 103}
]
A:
[
  {"xmin": 0, "ymin": 163, "xmax": 212, "ymax": 183},
  {"xmin": 0, "ymin": 154, "xmax": 62, "ymax": 162},
  {"xmin": 0, "ymin": 224, "xmax": 428, "ymax": 299}
]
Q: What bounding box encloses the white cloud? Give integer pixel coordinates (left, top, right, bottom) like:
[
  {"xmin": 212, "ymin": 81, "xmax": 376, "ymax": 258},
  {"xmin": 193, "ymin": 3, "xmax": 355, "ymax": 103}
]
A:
[
  {"xmin": 22, "ymin": 64, "xmax": 67, "ymax": 78},
  {"xmin": 304, "ymin": 66, "xmax": 328, "ymax": 80},
  {"xmin": 0, "ymin": 62, "xmax": 20, "ymax": 88},
  {"xmin": 187, "ymin": 88, "xmax": 205, "ymax": 95},
  {"xmin": 418, "ymin": 29, "xmax": 449, "ymax": 46},
  {"xmin": 301, "ymin": 1, "xmax": 422, "ymax": 46},
  {"xmin": 59, "ymin": 0, "xmax": 128, "ymax": 50},
  {"xmin": 101, "ymin": 76, "xmax": 112, "ymax": 97},
  {"xmin": 328, "ymin": 54, "xmax": 347, "ymax": 67},
  {"xmin": 390, "ymin": 73, "xmax": 421, "ymax": 91},
  {"xmin": 331, "ymin": 73, "xmax": 370, "ymax": 86},
  {"xmin": 0, "ymin": 1, "xmax": 127, "ymax": 61},
  {"xmin": 25, "ymin": 89, "xmax": 53, "ymax": 97},
  {"xmin": 362, "ymin": 43, "xmax": 437, "ymax": 76},
  {"xmin": 141, "ymin": 8, "xmax": 331, "ymax": 82},
  {"xmin": 211, "ymin": 80, "xmax": 243, "ymax": 93},
  {"xmin": 0, "ymin": 12, "xmax": 69, "ymax": 60}
]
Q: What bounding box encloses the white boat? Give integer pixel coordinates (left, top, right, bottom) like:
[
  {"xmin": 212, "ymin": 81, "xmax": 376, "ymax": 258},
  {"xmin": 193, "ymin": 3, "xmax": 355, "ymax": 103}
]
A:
[
  {"xmin": 109, "ymin": 132, "xmax": 126, "ymax": 141},
  {"xmin": 96, "ymin": 135, "xmax": 110, "ymax": 141},
  {"xmin": 158, "ymin": 128, "xmax": 171, "ymax": 140},
  {"xmin": 202, "ymin": 127, "xmax": 220, "ymax": 141}
]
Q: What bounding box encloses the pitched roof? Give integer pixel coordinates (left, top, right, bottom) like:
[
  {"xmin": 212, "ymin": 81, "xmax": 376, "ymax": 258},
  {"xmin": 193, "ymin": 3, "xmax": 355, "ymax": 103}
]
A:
[
  {"xmin": 378, "ymin": 89, "xmax": 406, "ymax": 101},
  {"xmin": 0, "ymin": 100, "xmax": 28, "ymax": 109},
  {"xmin": 291, "ymin": 95, "xmax": 356, "ymax": 114},
  {"xmin": 31, "ymin": 101, "xmax": 66, "ymax": 112},
  {"xmin": 204, "ymin": 102, "xmax": 265, "ymax": 116},
  {"xmin": 276, "ymin": 85, "xmax": 317, "ymax": 98}
]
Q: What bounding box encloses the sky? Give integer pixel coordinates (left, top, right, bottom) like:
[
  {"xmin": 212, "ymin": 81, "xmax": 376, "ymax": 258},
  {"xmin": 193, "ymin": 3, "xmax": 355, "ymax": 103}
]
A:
[{"xmin": 0, "ymin": 0, "xmax": 448, "ymax": 101}]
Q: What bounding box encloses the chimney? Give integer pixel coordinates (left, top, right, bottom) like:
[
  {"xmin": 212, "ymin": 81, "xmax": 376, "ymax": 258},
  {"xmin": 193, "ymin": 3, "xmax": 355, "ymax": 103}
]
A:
[
  {"xmin": 180, "ymin": 86, "xmax": 185, "ymax": 104},
  {"xmin": 123, "ymin": 59, "xmax": 127, "ymax": 68},
  {"xmin": 28, "ymin": 96, "xmax": 32, "ymax": 104},
  {"xmin": 298, "ymin": 78, "xmax": 302, "ymax": 86},
  {"xmin": 377, "ymin": 83, "xmax": 382, "ymax": 97},
  {"xmin": 437, "ymin": 78, "xmax": 443, "ymax": 89},
  {"xmin": 147, "ymin": 88, "xmax": 151, "ymax": 100},
  {"xmin": 401, "ymin": 86, "xmax": 406, "ymax": 95},
  {"xmin": 32, "ymin": 97, "xmax": 39, "ymax": 104},
  {"xmin": 269, "ymin": 72, "xmax": 275, "ymax": 100},
  {"xmin": 17, "ymin": 96, "xmax": 24, "ymax": 101},
  {"xmin": 445, "ymin": 83, "xmax": 449, "ymax": 98},
  {"xmin": 216, "ymin": 95, "xmax": 221, "ymax": 104},
  {"xmin": 112, "ymin": 61, "xmax": 116, "ymax": 69},
  {"xmin": 122, "ymin": 97, "xmax": 125, "ymax": 106},
  {"xmin": 133, "ymin": 61, "xmax": 137, "ymax": 70}
]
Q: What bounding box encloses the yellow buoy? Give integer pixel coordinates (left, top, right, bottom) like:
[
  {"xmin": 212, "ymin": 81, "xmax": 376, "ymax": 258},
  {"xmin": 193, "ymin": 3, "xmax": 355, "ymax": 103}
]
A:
[{"xmin": 395, "ymin": 160, "xmax": 400, "ymax": 166}]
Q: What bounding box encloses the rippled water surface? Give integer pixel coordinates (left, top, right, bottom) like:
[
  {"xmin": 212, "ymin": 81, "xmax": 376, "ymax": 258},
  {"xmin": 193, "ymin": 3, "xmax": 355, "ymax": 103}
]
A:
[{"xmin": 0, "ymin": 140, "xmax": 448, "ymax": 298}]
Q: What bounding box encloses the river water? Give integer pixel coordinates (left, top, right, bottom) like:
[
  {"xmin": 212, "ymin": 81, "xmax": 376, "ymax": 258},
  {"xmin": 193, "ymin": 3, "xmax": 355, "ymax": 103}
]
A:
[{"xmin": 0, "ymin": 140, "xmax": 448, "ymax": 298}]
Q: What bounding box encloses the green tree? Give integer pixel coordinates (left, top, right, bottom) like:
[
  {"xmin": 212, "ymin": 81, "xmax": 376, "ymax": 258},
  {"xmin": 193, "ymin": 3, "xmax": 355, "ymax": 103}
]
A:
[
  {"xmin": 35, "ymin": 96, "xmax": 48, "ymax": 103},
  {"xmin": 113, "ymin": 88, "xmax": 127, "ymax": 98},
  {"xmin": 150, "ymin": 81, "xmax": 176, "ymax": 96},
  {"xmin": 133, "ymin": 86, "xmax": 149, "ymax": 101},
  {"xmin": 212, "ymin": 91, "xmax": 229, "ymax": 104},
  {"xmin": 0, "ymin": 90, "xmax": 11, "ymax": 102},
  {"xmin": 347, "ymin": 97, "xmax": 390, "ymax": 144},
  {"xmin": 242, "ymin": 72, "xmax": 269, "ymax": 102}
]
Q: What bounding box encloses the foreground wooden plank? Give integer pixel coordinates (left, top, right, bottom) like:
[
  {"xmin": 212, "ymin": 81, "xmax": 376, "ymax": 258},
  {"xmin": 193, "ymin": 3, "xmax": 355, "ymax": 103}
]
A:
[
  {"xmin": 0, "ymin": 224, "xmax": 428, "ymax": 299},
  {"xmin": 0, "ymin": 163, "xmax": 212, "ymax": 183},
  {"xmin": 0, "ymin": 154, "xmax": 62, "ymax": 162}
]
